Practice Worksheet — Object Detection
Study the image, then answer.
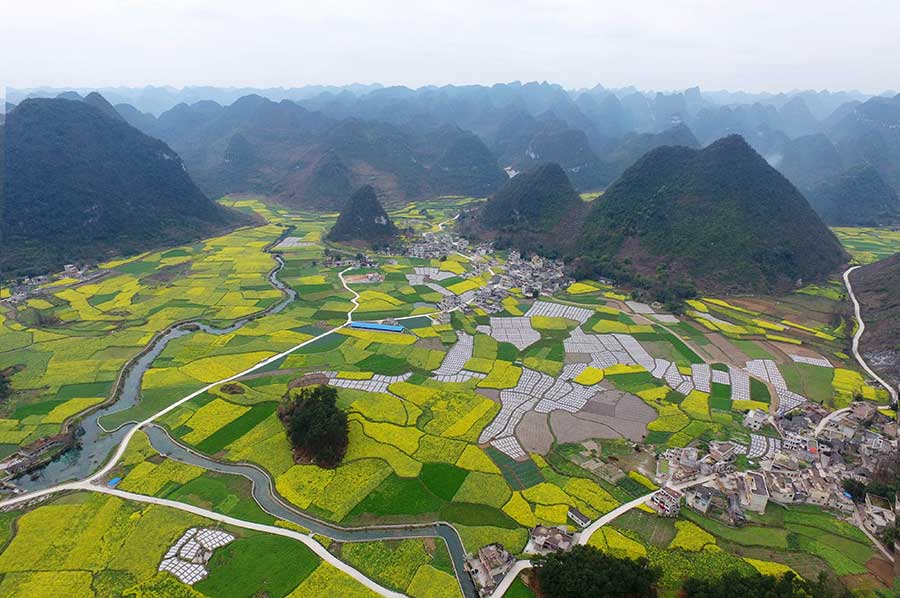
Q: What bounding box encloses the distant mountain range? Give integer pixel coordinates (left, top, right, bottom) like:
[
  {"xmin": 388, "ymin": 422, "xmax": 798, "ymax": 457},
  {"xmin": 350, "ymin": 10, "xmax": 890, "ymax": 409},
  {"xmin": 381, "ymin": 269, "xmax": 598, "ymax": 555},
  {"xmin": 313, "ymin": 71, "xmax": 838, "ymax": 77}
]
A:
[
  {"xmin": 1, "ymin": 95, "xmax": 247, "ymax": 277},
  {"xmin": 112, "ymin": 94, "xmax": 508, "ymax": 208},
  {"xmin": 326, "ymin": 185, "xmax": 397, "ymax": 244},
  {"xmin": 469, "ymin": 136, "xmax": 848, "ymax": 297},
  {"xmin": 806, "ymin": 165, "xmax": 900, "ymax": 227},
  {"xmin": 774, "ymin": 94, "xmax": 900, "ymax": 226},
  {"xmin": 14, "ymin": 84, "xmax": 900, "ymax": 214}
]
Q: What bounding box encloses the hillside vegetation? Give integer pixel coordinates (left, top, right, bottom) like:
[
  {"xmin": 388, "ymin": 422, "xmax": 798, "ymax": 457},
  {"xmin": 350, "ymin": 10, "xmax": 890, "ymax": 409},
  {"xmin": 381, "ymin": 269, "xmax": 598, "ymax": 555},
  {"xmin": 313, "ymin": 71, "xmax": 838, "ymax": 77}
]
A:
[
  {"xmin": 2, "ymin": 96, "xmax": 246, "ymax": 276},
  {"xmin": 327, "ymin": 185, "xmax": 398, "ymax": 243}
]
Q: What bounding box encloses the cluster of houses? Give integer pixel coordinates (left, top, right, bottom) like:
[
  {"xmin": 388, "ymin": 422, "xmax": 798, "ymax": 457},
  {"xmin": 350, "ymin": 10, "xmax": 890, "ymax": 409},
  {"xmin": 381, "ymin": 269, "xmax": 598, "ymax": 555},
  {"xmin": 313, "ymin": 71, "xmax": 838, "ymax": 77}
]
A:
[
  {"xmin": 498, "ymin": 251, "xmax": 569, "ymax": 298},
  {"xmin": 466, "ymin": 508, "xmax": 592, "ymax": 596},
  {"xmin": 405, "ymin": 232, "xmax": 482, "ymax": 260},
  {"xmin": 0, "ymin": 433, "xmax": 71, "ymax": 492},
  {"xmin": 1, "ymin": 264, "xmax": 95, "ymax": 307},
  {"xmin": 654, "ymin": 400, "xmax": 898, "ymax": 538}
]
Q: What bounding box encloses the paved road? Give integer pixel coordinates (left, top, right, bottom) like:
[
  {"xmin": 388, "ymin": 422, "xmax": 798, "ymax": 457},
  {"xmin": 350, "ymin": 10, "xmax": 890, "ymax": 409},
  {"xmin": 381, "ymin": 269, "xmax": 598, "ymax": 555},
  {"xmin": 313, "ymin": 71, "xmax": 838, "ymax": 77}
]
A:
[
  {"xmin": 0, "ymin": 267, "xmax": 412, "ymax": 597},
  {"xmin": 844, "ymin": 266, "xmax": 899, "ymax": 404},
  {"xmin": 0, "ymin": 268, "xmax": 359, "ymax": 496},
  {"xmin": 493, "ymin": 475, "xmax": 716, "ymax": 596},
  {"xmin": 88, "ymin": 483, "xmax": 405, "ymax": 597},
  {"xmin": 813, "ymin": 406, "xmax": 852, "ymax": 437},
  {"xmin": 578, "ymin": 474, "xmax": 715, "ymax": 546}
]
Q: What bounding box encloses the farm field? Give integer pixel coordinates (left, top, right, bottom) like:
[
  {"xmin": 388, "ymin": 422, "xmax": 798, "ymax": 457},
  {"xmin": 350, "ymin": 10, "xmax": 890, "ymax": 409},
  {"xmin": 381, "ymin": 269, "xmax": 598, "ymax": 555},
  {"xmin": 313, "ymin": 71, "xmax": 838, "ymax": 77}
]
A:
[
  {"xmin": 0, "ymin": 491, "xmax": 374, "ymax": 598},
  {"xmin": 0, "ymin": 198, "xmax": 893, "ymax": 597},
  {"xmin": 833, "ymin": 226, "xmax": 900, "ymax": 264}
]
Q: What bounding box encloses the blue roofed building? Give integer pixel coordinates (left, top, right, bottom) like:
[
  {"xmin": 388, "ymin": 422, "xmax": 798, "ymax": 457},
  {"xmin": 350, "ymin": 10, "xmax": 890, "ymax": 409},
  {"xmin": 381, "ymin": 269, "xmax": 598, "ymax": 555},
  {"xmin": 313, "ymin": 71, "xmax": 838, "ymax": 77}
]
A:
[{"xmin": 348, "ymin": 321, "xmax": 406, "ymax": 333}]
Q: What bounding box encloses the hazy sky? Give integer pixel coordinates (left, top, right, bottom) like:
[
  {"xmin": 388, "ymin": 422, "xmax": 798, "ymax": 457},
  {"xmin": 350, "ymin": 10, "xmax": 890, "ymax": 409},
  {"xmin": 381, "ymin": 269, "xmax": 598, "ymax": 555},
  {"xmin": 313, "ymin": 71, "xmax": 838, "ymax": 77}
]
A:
[{"xmin": 2, "ymin": 0, "xmax": 898, "ymax": 93}]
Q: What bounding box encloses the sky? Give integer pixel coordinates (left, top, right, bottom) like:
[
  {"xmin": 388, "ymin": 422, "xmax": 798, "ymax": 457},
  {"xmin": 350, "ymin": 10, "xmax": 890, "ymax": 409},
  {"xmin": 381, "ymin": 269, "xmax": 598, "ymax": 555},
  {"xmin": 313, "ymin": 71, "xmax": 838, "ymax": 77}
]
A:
[{"xmin": 2, "ymin": 0, "xmax": 899, "ymax": 93}]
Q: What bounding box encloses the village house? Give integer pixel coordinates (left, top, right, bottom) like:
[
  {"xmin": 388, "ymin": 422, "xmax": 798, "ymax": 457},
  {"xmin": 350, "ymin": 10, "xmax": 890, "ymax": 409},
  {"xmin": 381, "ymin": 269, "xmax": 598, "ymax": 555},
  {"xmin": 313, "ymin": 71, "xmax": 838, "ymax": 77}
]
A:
[
  {"xmin": 743, "ymin": 409, "xmax": 767, "ymax": 431},
  {"xmin": 465, "ymin": 544, "xmax": 515, "ymax": 597},
  {"xmin": 708, "ymin": 441, "xmax": 736, "ymax": 463},
  {"xmin": 651, "ymin": 486, "xmax": 682, "ymax": 517},
  {"xmin": 685, "ymin": 485, "xmax": 714, "ymax": 514},
  {"xmin": 528, "ymin": 525, "xmax": 575, "ymax": 553},
  {"xmin": 863, "ymin": 493, "xmax": 895, "ymax": 535},
  {"xmin": 737, "ymin": 471, "xmax": 769, "ymax": 513},
  {"xmin": 567, "ymin": 507, "xmax": 591, "ymax": 529}
]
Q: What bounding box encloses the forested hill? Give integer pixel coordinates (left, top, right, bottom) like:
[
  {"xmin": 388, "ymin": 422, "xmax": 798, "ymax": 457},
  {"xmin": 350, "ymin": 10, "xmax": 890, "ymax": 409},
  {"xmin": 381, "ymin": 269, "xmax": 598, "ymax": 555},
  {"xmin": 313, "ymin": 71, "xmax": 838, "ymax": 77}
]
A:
[
  {"xmin": 574, "ymin": 135, "xmax": 848, "ymax": 295},
  {"xmin": 1, "ymin": 96, "xmax": 247, "ymax": 277},
  {"xmin": 465, "ymin": 163, "xmax": 588, "ymax": 256},
  {"xmin": 326, "ymin": 185, "xmax": 398, "ymax": 243},
  {"xmin": 806, "ymin": 164, "xmax": 900, "ymax": 226}
]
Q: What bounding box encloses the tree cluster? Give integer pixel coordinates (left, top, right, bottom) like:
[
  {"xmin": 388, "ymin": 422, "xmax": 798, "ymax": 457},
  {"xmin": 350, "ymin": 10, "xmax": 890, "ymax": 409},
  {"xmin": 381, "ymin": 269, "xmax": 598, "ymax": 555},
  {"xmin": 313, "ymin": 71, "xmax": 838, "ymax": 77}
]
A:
[
  {"xmin": 534, "ymin": 546, "xmax": 852, "ymax": 598},
  {"xmin": 533, "ymin": 545, "xmax": 660, "ymax": 598},
  {"xmin": 0, "ymin": 370, "xmax": 11, "ymax": 404},
  {"xmin": 683, "ymin": 570, "xmax": 850, "ymax": 598},
  {"xmin": 277, "ymin": 384, "xmax": 348, "ymax": 468}
]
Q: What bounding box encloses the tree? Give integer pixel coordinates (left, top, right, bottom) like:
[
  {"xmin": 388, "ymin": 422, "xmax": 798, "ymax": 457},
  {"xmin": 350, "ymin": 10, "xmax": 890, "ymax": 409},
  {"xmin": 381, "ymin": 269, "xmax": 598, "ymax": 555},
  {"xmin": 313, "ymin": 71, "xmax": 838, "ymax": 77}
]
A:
[
  {"xmin": 533, "ymin": 545, "xmax": 660, "ymax": 598},
  {"xmin": 277, "ymin": 385, "xmax": 348, "ymax": 468},
  {"xmin": 683, "ymin": 570, "xmax": 850, "ymax": 598},
  {"xmin": 881, "ymin": 523, "xmax": 897, "ymax": 550},
  {"xmin": 0, "ymin": 371, "xmax": 11, "ymax": 404},
  {"xmin": 842, "ymin": 478, "xmax": 866, "ymax": 502}
]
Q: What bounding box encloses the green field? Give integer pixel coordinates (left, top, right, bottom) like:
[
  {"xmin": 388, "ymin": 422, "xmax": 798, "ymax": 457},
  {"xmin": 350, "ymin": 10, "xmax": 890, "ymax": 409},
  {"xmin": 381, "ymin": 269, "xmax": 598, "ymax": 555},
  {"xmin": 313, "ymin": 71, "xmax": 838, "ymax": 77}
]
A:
[{"xmin": 0, "ymin": 197, "xmax": 890, "ymax": 596}]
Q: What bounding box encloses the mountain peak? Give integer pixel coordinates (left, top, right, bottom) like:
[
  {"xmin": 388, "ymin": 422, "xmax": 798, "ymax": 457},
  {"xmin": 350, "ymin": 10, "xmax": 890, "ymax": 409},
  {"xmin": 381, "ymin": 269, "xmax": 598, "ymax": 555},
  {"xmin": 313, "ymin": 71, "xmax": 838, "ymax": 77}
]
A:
[
  {"xmin": 326, "ymin": 185, "xmax": 398, "ymax": 243},
  {"xmin": 578, "ymin": 135, "xmax": 848, "ymax": 294},
  {"xmin": 477, "ymin": 162, "xmax": 582, "ymax": 232}
]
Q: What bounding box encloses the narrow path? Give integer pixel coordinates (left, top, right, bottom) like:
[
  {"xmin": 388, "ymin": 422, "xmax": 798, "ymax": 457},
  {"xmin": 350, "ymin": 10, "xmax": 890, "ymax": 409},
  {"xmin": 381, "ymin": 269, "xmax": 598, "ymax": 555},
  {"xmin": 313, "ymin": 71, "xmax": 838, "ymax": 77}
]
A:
[
  {"xmin": 339, "ymin": 267, "xmax": 362, "ymax": 323},
  {"xmin": 577, "ymin": 474, "xmax": 715, "ymax": 546},
  {"xmin": 852, "ymin": 506, "xmax": 895, "ymax": 563},
  {"xmin": 843, "ymin": 266, "xmax": 899, "ymax": 403},
  {"xmin": 0, "ymin": 266, "xmax": 455, "ymax": 597}
]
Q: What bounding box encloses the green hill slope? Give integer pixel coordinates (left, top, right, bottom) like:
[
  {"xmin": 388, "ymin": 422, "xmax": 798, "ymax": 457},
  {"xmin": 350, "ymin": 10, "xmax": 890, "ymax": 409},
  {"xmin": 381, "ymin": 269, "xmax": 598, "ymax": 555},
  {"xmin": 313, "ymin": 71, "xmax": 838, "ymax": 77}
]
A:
[
  {"xmin": 2, "ymin": 96, "xmax": 246, "ymax": 277},
  {"xmin": 326, "ymin": 185, "xmax": 398, "ymax": 243},
  {"xmin": 576, "ymin": 135, "xmax": 848, "ymax": 294}
]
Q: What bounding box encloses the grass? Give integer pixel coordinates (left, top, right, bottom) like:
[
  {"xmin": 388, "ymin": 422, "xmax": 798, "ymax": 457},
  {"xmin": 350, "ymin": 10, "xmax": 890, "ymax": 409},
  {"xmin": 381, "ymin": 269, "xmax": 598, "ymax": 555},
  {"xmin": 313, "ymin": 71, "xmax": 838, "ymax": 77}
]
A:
[
  {"xmin": 195, "ymin": 532, "xmax": 320, "ymax": 598},
  {"xmin": 477, "ymin": 360, "xmax": 522, "ymax": 389},
  {"xmin": 286, "ymin": 561, "xmax": 383, "ymax": 598},
  {"xmin": 165, "ymin": 471, "xmax": 275, "ymax": 525},
  {"xmin": 420, "ymin": 463, "xmax": 469, "ymax": 501},
  {"xmin": 0, "ymin": 492, "xmax": 207, "ymax": 588},
  {"xmin": 669, "ymin": 520, "xmax": 716, "ymax": 551},
  {"xmin": 350, "ymin": 474, "xmax": 443, "ymax": 518},
  {"xmin": 681, "ymin": 510, "xmax": 788, "ymax": 549},
  {"xmin": 195, "ymin": 401, "xmax": 277, "ymax": 454}
]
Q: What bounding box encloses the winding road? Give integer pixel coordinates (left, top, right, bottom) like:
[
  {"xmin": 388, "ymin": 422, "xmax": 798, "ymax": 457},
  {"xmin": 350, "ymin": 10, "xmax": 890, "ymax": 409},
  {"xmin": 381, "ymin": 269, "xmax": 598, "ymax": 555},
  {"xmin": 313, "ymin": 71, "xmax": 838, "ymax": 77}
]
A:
[
  {"xmin": 843, "ymin": 266, "xmax": 899, "ymax": 404},
  {"xmin": 0, "ymin": 266, "xmax": 487, "ymax": 598}
]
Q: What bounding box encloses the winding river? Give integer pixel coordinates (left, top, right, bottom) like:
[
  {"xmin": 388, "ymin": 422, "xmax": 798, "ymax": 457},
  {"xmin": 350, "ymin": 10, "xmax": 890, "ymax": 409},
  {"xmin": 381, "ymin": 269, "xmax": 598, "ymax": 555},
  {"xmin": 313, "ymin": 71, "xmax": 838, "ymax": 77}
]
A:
[{"xmin": 13, "ymin": 254, "xmax": 476, "ymax": 597}]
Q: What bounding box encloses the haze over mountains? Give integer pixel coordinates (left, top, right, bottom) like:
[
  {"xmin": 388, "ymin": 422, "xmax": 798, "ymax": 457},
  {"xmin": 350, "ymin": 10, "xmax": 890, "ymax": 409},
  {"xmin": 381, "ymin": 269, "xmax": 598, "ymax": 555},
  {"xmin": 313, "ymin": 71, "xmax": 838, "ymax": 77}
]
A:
[
  {"xmin": 11, "ymin": 83, "xmax": 900, "ymax": 221},
  {"xmin": 6, "ymin": 81, "xmax": 900, "ymax": 297}
]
